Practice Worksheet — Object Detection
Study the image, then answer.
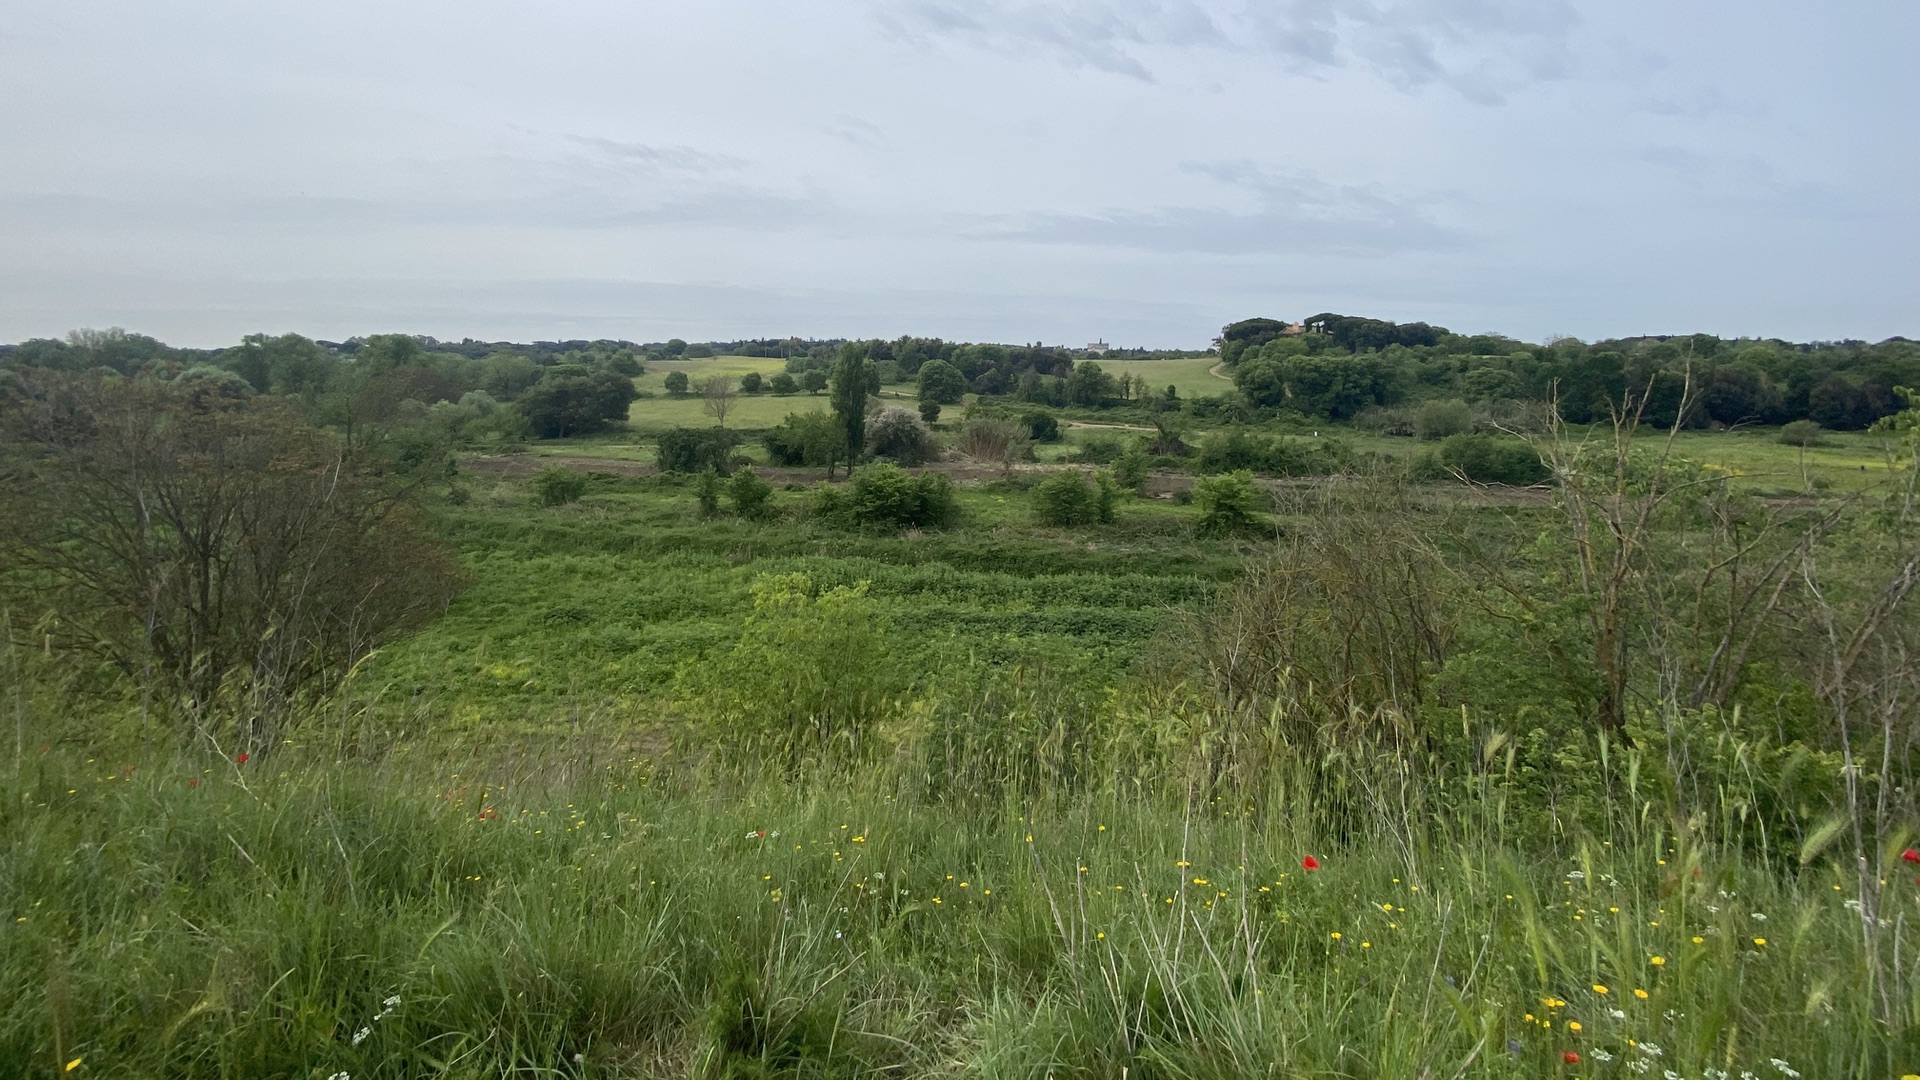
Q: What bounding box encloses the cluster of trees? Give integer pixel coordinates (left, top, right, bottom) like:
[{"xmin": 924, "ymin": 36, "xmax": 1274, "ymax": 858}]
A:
[
  {"xmin": 1217, "ymin": 315, "xmax": 1918, "ymax": 429},
  {"xmin": 0, "ymin": 329, "xmax": 643, "ymax": 454}
]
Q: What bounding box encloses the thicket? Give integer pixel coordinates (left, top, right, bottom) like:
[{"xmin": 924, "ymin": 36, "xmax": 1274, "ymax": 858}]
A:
[
  {"xmin": 811, "ymin": 463, "xmax": 958, "ymax": 531},
  {"xmin": 1030, "ymin": 468, "xmax": 1119, "ymax": 527}
]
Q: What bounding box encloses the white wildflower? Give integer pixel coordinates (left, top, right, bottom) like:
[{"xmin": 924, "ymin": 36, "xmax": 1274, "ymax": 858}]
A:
[
  {"xmin": 1750, "ymin": 912, "xmax": 1766, "ymax": 921},
  {"xmin": 1609, "ymin": 1008, "xmax": 1626, "ymax": 1019},
  {"xmin": 1665, "ymin": 1071, "xmax": 1682, "ymax": 1080},
  {"xmin": 1568, "ymin": 870, "xmax": 1587, "ymax": 880},
  {"xmin": 1627, "ymin": 1060, "xmax": 1653, "ymax": 1075},
  {"xmin": 1770, "ymin": 1060, "xmax": 1800, "ymax": 1079},
  {"xmin": 383, "ymin": 995, "xmax": 401, "ymax": 1008},
  {"xmin": 327, "ymin": 1074, "xmax": 350, "ymax": 1080},
  {"xmin": 1591, "ymin": 1048, "xmax": 1615, "ymax": 1063},
  {"xmin": 1639, "ymin": 1042, "xmax": 1664, "ymax": 1057},
  {"xmin": 351, "ymin": 1027, "xmax": 371, "ymax": 1046}
]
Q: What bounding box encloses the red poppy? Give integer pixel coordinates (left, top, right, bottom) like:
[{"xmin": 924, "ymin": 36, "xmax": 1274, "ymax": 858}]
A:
[
  {"xmin": 477, "ymin": 806, "xmax": 500, "ymax": 821},
  {"xmin": 1301, "ymin": 855, "xmax": 1321, "ymax": 872},
  {"xmin": 1562, "ymin": 1051, "xmax": 1580, "ymax": 1064},
  {"xmin": 234, "ymin": 753, "xmax": 250, "ymax": 764},
  {"xmin": 187, "ymin": 777, "xmax": 201, "ymax": 788},
  {"xmin": 1902, "ymin": 848, "xmax": 1919, "ymax": 864}
]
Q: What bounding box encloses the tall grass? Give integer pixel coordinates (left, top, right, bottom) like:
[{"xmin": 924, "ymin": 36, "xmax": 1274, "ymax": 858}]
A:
[{"xmin": 4, "ymin": 734, "xmax": 1916, "ymax": 1078}]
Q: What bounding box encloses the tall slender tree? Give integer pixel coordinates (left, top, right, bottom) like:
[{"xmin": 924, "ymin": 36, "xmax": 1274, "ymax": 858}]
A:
[{"xmin": 830, "ymin": 344, "xmax": 870, "ymax": 463}]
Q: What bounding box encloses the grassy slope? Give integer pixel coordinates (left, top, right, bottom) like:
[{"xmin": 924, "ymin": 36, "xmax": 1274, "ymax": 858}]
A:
[
  {"xmin": 361, "ymin": 477, "xmax": 1233, "ymax": 733},
  {"xmin": 8, "ymin": 421, "xmax": 1917, "ymax": 1076}
]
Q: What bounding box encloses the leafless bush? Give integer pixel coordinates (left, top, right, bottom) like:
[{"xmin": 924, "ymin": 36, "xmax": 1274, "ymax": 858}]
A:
[
  {"xmin": 956, "ymin": 416, "xmax": 1030, "ymax": 473},
  {"xmin": 0, "ymin": 372, "xmax": 465, "ymax": 752}
]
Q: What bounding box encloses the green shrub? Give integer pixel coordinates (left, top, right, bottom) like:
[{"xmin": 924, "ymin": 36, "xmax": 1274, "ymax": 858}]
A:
[
  {"xmin": 530, "ymin": 466, "xmax": 589, "ymax": 507},
  {"xmin": 1432, "ymin": 433, "xmax": 1548, "ymax": 485},
  {"xmin": 1111, "ymin": 441, "xmax": 1151, "ymax": 493},
  {"xmin": 1413, "ymin": 398, "xmax": 1474, "ymax": 440},
  {"xmin": 763, "ymin": 412, "xmax": 846, "ymax": 469},
  {"xmin": 1031, "ymin": 469, "xmax": 1117, "ymax": 527},
  {"xmin": 1779, "ymin": 419, "xmax": 1828, "ymax": 447},
  {"xmin": 726, "ymin": 468, "xmax": 774, "ymax": 518},
  {"xmin": 694, "ymin": 468, "xmax": 723, "ymax": 518},
  {"xmin": 1195, "ymin": 430, "xmax": 1345, "ymax": 476},
  {"xmin": 918, "ymin": 400, "xmax": 941, "ymax": 424},
  {"xmin": 656, "ymin": 427, "xmax": 739, "ymax": 473},
  {"xmin": 817, "ymin": 463, "xmax": 957, "ymax": 530},
  {"xmin": 1192, "ymin": 470, "xmax": 1264, "ymax": 532},
  {"xmin": 1023, "ymin": 410, "xmax": 1061, "ymax": 442},
  {"xmin": 663, "ymin": 370, "xmax": 689, "ymax": 395},
  {"xmin": 1069, "ymin": 435, "xmax": 1123, "ymax": 464}
]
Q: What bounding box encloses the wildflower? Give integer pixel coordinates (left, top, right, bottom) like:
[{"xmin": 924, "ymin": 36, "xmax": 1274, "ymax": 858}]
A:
[
  {"xmin": 65, "ymin": 1060, "xmax": 82, "ymax": 1073},
  {"xmin": 352, "ymin": 1026, "xmax": 371, "ymax": 1046},
  {"xmin": 235, "ymin": 753, "xmax": 250, "ymax": 764},
  {"xmin": 1750, "ymin": 912, "xmax": 1766, "ymax": 921},
  {"xmin": 1753, "ymin": 937, "xmax": 1767, "ymax": 947},
  {"xmin": 1770, "ymin": 1059, "xmax": 1801, "ymax": 1078},
  {"xmin": 1692, "ymin": 936, "xmax": 1705, "ymax": 944},
  {"xmin": 1567, "ymin": 870, "xmax": 1586, "ymax": 880},
  {"xmin": 1593, "ymin": 984, "xmax": 1609, "ymax": 994},
  {"xmin": 327, "ymin": 1073, "xmax": 350, "ymax": 1080},
  {"xmin": 1649, "ymin": 955, "xmax": 1666, "ymax": 966},
  {"xmin": 1592, "ymin": 1048, "xmax": 1615, "ymax": 1062},
  {"xmin": 1639, "ymin": 1042, "xmax": 1663, "ymax": 1057},
  {"xmin": 1360, "ymin": 940, "xmax": 1371, "ymax": 948},
  {"xmin": 1301, "ymin": 855, "xmax": 1320, "ymax": 871},
  {"xmin": 1330, "ymin": 932, "xmax": 1342, "ymax": 940},
  {"xmin": 187, "ymin": 777, "xmax": 201, "ymax": 788},
  {"xmin": 1634, "ymin": 988, "xmax": 1649, "ymax": 999},
  {"xmin": 1568, "ymin": 1021, "xmax": 1583, "ymax": 1032},
  {"xmin": 1609, "ymin": 1009, "xmax": 1626, "ymax": 1019},
  {"xmin": 1904, "ymin": 849, "xmax": 1920, "ymax": 864},
  {"xmin": 1563, "ymin": 1051, "xmax": 1581, "ymax": 1064}
]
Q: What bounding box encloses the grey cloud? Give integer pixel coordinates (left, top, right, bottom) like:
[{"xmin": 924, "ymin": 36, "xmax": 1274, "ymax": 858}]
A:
[
  {"xmin": 877, "ymin": 0, "xmax": 1229, "ymax": 81},
  {"xmin": 991, "ymin": 160, "xmax": 1459, "ymax": 254},
  {"xmin": 881, "ymin": 0, "xmax": 1578, "ymax": 102},
  {"xmin": 1633, "ymin": 147, "xmax": 1864, "ymax": 222},
  {"xmin": 0, "ymin": 186, "xmax": 838, "ymax": 235},
  {"xmin": 822, "ymin": 115, "xmax": 891, "ymax": 149},
  {"xmin": 562, "ymin": 136, "xmax": 746, "ymax": 174}
]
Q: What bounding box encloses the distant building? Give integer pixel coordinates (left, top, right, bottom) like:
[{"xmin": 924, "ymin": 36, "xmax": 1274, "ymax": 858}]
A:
[{"xmin": 1085, "ymin": 340, "xmax": 1109, "ymax": 356}]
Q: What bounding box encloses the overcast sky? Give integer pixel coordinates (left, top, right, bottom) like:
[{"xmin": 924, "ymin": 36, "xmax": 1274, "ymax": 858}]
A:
[{"xmin": 1, "ymin": 1, "xmax": 1913, "ymax": 349}]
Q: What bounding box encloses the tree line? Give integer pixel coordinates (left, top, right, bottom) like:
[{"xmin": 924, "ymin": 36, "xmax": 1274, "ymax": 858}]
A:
[{"xmin": 1219, "ymin": 315, "xmax": 1918, "ymax": 429}]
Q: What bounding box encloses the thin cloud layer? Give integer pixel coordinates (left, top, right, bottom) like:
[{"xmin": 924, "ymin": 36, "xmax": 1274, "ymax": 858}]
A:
[
  {"xmin": 0, "ymin": 0, "xmax": 1912, "ymax": 346},
  {"xmin": 999, "ymin": 162, "xmax": 1458, "ymax": 255},
  {"xmin": 879, "ymin": 0, "xmax": 1580, "ymax": 102}
]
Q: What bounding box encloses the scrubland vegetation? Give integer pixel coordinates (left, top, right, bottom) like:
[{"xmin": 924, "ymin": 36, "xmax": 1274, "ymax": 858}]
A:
[{"xmin": 4, "ymin": 318, "xmax": 1920, "ymax": 1078}]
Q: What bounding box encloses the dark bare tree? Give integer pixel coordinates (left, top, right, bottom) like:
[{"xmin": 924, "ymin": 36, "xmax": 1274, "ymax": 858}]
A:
[{"xmin": 0, "ymin": 372, "xmax": 464, "ymax": 753}]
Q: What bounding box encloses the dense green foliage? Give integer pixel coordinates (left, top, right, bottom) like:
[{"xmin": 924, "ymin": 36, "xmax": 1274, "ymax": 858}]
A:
[
  {"xmin": 655, "ymin": 427, "xmax": 740, "ymax": 474},
  {"xmin": 1030, "ymin": 469, "xmax": 1119, "ymax": 527}
]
